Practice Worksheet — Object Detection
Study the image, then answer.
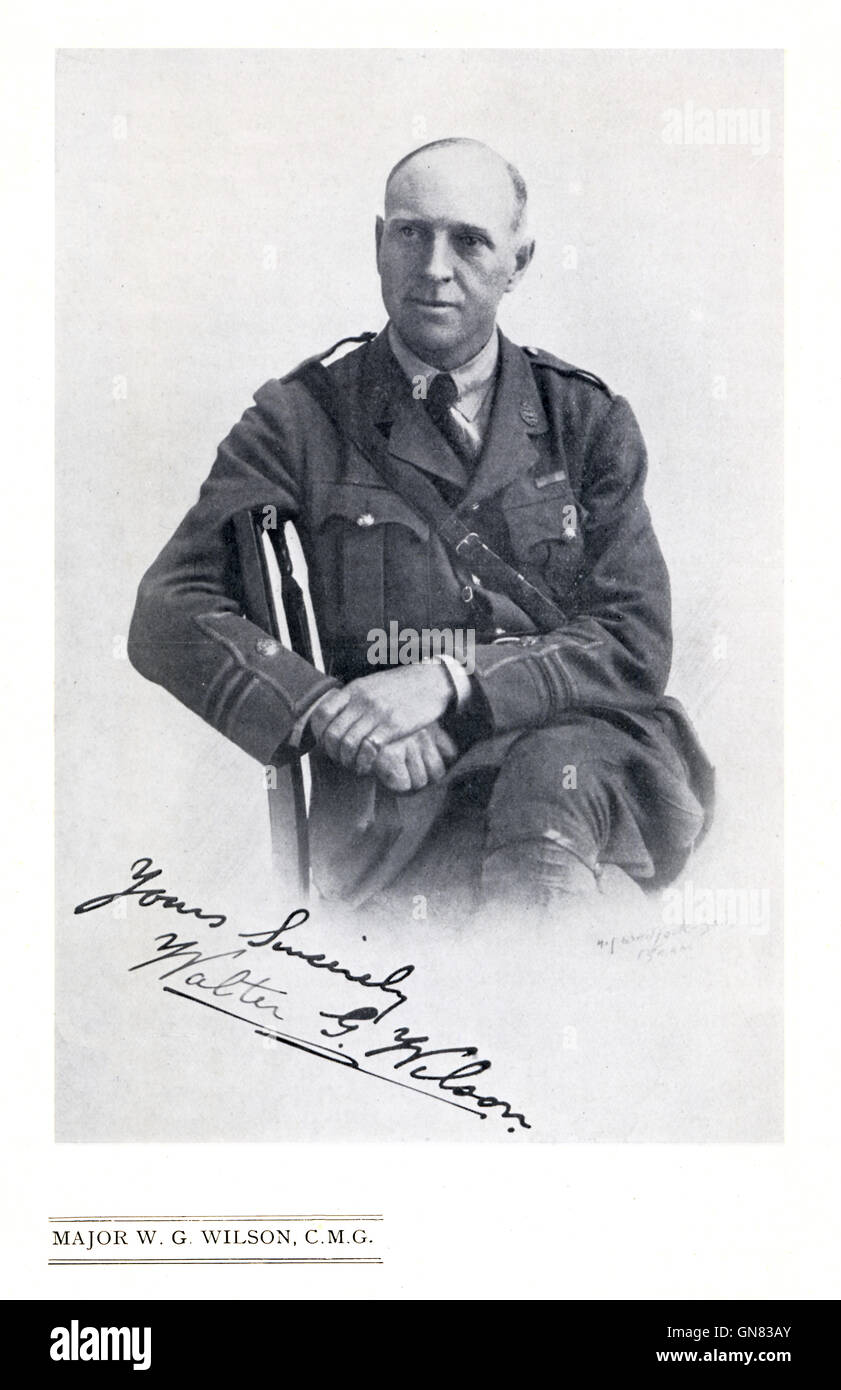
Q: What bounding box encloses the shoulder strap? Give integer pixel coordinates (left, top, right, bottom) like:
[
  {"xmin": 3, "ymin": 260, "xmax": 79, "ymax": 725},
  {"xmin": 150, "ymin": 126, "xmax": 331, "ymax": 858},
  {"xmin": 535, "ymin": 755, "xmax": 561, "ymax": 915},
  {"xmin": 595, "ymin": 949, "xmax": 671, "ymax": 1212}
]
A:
[
  {"xmin": 293, "ymin": 359, "xmax": 568, "ymax": 632},
  {"xmin": 523, "ymin": 345, "xmax": 613, "ymax": 398},
  {"xmin": 281, "ymin": 331, "xmax": 378, "ymax": 382}
]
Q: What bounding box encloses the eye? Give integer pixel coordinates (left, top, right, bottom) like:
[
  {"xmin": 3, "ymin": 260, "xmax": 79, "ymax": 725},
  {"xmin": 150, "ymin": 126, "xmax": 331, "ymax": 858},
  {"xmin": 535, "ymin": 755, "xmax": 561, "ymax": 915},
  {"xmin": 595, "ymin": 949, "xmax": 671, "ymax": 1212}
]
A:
[
  {"xmin": 399, "ymin": 225, "xmax": 418, "ymax": 239},
  {"xmin": 458, "ymin": 233, "xmax": 484, "ymax": 249}
]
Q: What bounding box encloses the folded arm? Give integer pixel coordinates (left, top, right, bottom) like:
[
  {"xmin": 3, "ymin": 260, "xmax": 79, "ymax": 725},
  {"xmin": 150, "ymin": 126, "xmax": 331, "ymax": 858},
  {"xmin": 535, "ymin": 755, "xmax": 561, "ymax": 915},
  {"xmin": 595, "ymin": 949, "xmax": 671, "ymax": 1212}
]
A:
[{"xmin": 127, "ymin": 381, "xmax": 340, "ymax": 766}]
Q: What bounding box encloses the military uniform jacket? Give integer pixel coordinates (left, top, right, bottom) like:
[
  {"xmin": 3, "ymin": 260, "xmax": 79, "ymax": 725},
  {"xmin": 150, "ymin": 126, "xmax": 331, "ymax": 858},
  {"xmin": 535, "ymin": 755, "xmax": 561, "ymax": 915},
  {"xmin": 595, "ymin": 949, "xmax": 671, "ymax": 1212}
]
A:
[{"xmin": 128, "ymin": 327, "xmax": 714, "ymax": 899}]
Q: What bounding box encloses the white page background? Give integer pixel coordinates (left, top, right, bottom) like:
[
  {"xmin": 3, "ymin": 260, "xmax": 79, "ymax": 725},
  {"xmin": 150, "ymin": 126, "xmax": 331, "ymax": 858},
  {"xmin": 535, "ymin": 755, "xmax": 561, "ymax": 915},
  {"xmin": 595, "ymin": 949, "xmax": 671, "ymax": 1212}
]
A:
[{"xmin": 2, "ymin": 1, "xmax": 838, "ymax": 1300}]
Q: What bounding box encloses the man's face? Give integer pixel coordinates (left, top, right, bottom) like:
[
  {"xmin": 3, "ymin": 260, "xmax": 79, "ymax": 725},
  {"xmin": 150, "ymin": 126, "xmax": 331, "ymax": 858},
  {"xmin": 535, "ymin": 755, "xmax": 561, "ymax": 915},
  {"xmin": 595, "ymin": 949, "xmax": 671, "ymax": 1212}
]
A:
[{"xmin": 375, "ymin": 145, "xmax": 533, "ymax": 370}]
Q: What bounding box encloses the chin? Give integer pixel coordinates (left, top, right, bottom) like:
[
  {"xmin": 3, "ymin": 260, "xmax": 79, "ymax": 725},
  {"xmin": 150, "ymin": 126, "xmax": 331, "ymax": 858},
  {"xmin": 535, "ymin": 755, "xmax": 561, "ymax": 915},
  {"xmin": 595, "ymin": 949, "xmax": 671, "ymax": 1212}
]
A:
[
  {"xmin": 398, "ymin": 318, "xmax": 463, "ymax": 364},
  {"xmin": 413, "ymin": 327, "xmax": 457, "ymax": 355}
]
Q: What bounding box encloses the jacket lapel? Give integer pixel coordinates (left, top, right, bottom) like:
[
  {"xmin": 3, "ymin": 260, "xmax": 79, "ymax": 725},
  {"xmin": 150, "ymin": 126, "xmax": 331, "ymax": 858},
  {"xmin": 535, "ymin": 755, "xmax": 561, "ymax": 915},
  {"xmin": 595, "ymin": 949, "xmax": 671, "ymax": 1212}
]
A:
[
  {"xmin": 461, "ymin": 332, "xmax": 548, "ymax": 507},
  {"xmin": 359, "ymin": 329, "xmax": 468, "ymax": 489},
  {"xmin": 355, "ymin": 327, "xmax": 548, "ymax": 500}
]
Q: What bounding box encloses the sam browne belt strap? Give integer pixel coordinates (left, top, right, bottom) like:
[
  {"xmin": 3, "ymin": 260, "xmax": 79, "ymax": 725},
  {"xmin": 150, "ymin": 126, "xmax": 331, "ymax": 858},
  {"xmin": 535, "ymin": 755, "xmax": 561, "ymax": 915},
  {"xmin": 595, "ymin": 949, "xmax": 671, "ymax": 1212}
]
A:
[{"xmin": 292, "ymin": 358, "xmax": 568, "ymax": 633}]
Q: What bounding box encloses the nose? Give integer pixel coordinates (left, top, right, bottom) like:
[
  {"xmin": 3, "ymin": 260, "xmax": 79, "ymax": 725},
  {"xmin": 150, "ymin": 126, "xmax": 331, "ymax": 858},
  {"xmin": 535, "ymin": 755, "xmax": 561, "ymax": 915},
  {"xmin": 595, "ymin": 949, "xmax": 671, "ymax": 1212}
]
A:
[{"xmin": 421, "ymin": 231, "xmax": 454, "ymax": 282}]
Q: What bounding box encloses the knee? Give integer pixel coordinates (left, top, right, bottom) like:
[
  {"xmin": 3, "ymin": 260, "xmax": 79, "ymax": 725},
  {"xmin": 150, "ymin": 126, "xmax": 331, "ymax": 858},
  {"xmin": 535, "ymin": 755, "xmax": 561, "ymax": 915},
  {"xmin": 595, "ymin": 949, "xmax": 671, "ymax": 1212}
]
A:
[
  {"xmin": 480, "ymin": 835, "xmax": 599, "ymax": 909},
  {"xmin": 486, "ymin": 735, "xmax": 611, "ymax": 853}
]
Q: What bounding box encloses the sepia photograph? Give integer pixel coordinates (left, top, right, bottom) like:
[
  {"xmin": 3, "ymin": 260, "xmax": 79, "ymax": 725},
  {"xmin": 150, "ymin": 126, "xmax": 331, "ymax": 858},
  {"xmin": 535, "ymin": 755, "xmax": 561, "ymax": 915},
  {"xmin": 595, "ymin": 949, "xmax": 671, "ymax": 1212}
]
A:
[{"xmin": 56, "ymin": 47, "xmax": 783, "ymax": 1144}]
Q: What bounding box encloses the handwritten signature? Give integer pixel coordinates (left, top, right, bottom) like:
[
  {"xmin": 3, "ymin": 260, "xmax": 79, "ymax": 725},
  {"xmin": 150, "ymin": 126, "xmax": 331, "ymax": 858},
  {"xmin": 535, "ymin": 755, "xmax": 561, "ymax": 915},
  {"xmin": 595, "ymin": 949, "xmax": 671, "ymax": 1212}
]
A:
[{"xmin": 75, "ymin": 858, "xmax": 530, "ymax": 1132}]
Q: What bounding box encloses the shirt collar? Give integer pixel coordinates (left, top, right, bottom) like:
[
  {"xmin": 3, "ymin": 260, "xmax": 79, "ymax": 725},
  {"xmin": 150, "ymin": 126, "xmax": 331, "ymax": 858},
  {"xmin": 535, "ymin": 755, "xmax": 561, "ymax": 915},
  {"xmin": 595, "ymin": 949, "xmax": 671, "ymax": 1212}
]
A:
[{"xmin": 387, "ymin": 322, "xmax": 500, "ymax": 419}]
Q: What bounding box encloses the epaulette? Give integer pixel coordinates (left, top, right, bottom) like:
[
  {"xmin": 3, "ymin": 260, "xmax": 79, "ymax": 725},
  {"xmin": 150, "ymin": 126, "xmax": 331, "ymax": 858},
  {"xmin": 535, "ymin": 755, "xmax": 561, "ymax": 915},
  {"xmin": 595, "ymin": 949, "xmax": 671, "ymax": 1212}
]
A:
[
  {"xmin": 281, "ymin": 331, "xmax": 377, "ymax": 383},
  {"xmin": 522, "ymin": 344, "xmax": 613, "ymax": 399}
]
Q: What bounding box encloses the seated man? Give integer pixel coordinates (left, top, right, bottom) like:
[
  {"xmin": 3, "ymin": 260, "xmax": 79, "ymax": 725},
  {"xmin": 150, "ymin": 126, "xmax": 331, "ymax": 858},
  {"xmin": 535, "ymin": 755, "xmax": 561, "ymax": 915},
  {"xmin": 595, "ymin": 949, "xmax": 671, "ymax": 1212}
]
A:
[{"xmin": 128, "ymin": 137, "xmax": 714, "ymax": 916}]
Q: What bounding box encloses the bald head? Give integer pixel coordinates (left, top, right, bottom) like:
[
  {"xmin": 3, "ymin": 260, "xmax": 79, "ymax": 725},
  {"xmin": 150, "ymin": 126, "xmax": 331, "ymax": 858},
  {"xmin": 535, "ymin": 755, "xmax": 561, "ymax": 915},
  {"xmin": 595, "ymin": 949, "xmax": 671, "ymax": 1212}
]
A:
[
  {"xmin": 375, "ymin": 136, "xmax": 535, "ymax": 369},
  {"xmin": 385, "ymin": 138, "xmax": 528, "ymax": 236}
]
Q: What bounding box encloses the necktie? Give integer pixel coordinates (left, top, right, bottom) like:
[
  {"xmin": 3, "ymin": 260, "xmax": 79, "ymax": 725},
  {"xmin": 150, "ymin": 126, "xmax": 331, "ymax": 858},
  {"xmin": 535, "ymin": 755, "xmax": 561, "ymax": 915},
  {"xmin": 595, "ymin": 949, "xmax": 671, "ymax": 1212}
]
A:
[
  {"xmin": 423, "ymin": 372, "xmax": 487, "ymax": 609},
  {"xmin": 424, "ymin": 372, "xmax": 479, "ymax": 465}
]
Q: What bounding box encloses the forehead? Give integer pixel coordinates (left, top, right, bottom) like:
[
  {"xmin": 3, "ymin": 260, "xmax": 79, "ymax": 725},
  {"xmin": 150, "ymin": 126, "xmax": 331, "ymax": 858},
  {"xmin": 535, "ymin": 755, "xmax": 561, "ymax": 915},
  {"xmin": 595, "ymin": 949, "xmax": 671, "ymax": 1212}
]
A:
[{"xmin": 385, "ymin": 147, "xmax": 517, "ymax": 234}]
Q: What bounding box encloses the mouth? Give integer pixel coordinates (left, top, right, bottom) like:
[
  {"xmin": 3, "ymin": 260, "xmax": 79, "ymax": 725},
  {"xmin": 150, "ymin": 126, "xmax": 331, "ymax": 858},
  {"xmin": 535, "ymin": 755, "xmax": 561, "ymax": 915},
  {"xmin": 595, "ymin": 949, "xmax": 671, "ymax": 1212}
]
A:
[{"xmin": 409, "ymin": 298, "xmax": 459, "ymax": 311}]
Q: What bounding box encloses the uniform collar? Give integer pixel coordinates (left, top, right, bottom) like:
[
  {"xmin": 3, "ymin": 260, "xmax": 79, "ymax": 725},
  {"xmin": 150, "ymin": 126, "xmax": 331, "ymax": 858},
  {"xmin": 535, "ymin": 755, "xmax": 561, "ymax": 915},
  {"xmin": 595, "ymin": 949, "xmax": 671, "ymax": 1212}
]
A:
[
  {"xmin": 462, "ymin": 330, "xmax": 549, "ymax": 505},
  {"xmin": 359, "ymin": 325, "xmax": 549, "ymax": 498},
  {"xmin": 386, "ymin": 323, "xmax": 500, "ymax": 422}
]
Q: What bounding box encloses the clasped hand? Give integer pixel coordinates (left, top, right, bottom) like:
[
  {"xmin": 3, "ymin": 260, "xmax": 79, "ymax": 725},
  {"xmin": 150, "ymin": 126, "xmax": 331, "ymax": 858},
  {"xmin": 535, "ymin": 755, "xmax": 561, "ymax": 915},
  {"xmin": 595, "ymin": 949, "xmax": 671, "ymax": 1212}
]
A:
[{"xmin": 308, "ymin": 663, "xmax": 458, "ymax": 792}]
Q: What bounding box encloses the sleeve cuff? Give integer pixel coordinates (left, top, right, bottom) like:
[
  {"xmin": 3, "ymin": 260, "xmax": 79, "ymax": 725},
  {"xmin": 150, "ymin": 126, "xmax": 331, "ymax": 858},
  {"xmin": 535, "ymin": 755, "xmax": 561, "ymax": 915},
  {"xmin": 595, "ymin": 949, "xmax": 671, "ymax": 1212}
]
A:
[
  {"xmin": 437, "ymin": 653, "xmax": 473, "ymax": 710},
  {"xmin": 288, "ymin": 688, "xmax": 337, "ymax": 748}
]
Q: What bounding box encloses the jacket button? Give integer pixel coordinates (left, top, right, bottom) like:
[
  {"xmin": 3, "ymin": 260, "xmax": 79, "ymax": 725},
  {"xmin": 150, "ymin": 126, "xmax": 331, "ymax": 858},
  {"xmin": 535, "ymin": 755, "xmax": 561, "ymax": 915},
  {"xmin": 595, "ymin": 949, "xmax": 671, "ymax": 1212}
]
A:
[
  {"xmin": 461, "ymin": 585, "xmax": 474, "ymax": 603},
  {"xmin": 255, "ymin": 636, "xmax": 280, "ymax": 657},
  {"xmin": 356, "ymin": 513, "xmax": 375, "ymax": 527}
]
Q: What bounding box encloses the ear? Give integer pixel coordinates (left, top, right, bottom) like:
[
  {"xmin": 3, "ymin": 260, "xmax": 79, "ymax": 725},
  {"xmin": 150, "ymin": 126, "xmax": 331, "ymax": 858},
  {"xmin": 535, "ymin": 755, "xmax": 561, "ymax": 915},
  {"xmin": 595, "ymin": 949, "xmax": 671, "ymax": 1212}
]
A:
[
  {"xmin": 505, "ymin": 238, "xmax": 535, "ymax": 293},
  {"xmin": 375, "ymin": 215, "xmax": 384, "ymax": 268}
]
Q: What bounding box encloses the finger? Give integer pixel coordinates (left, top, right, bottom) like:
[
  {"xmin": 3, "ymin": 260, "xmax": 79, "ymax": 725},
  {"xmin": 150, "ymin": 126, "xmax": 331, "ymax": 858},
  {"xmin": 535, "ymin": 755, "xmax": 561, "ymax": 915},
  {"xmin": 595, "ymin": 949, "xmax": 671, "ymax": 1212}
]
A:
[
  {"xmin": 418, "ymin": 732, "xmax": 446, "ymax": 783},
  {"xmin": 433, "ymin": 726, "xmax": 459, "ymax": 763},
  {"xmin": 320, "ymin": 706, "xmax": 373, "ymax": 762},
  {"xmin": 317, "ymin": 703, "xmax": 357, "ymax": 750},
  {"xmin": 307, "ymin": 689, "xmax": 349, "ymax": 740},
  {"xmin": 374, "ymin": 751, "xmax": 412, "ymax": 794},
  {"xmin": 354, "ymin": 730, "xmax": 390, "ymax": 777},
  {"xmin": 402, "ymin": 738, "xmax": 429, "ymax": 791},
  {"xmin": 336, "ymin": 715, "xmax": 381, "ymax": 770}
]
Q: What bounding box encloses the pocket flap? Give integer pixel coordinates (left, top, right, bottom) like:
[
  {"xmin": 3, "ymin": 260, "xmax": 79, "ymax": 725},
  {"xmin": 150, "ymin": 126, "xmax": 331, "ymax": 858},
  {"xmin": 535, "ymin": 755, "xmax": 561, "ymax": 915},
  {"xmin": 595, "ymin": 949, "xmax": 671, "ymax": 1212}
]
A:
[
  {"xmin": 504, "ymin": 496, "xmax": 579, "ymax": 552},
  {"xmin": 311, "ymin": 483, "xmax": 429, "ymax": 541}
]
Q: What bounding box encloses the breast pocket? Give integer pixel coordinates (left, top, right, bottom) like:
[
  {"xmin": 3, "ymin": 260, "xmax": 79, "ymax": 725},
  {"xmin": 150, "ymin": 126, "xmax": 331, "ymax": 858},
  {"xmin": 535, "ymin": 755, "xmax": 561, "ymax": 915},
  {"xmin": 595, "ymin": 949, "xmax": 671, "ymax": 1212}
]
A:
[
  {"xmin": 310, "ymin": 483, "xmax": 431, "ymax": 639},
  {"xmin": 502, "ymin": 482, "xmax": 586, "ymax": 601}
]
